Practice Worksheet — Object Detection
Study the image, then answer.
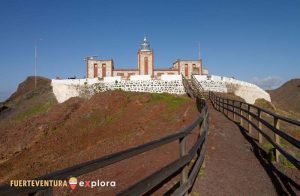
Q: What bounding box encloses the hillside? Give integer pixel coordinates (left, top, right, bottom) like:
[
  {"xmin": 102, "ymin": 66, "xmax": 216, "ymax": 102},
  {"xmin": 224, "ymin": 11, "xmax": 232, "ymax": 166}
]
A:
[
  {"xmin": 268, "ymin": 79, "xmax": 300, "ymax": 118},
  {"xmin": 0, "ymin": 76, "xmax": 57, "ymax": 122},
  {"xmin": 0, "ymin": 77, "xmax": 198, "ymax": 193}
]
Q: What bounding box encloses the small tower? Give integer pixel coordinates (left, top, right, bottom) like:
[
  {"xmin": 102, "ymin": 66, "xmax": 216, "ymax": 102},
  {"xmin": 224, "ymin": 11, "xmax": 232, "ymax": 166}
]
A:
[{"xmin": 138, "ymin": 37, "xmax": 154, "ymax": 76}]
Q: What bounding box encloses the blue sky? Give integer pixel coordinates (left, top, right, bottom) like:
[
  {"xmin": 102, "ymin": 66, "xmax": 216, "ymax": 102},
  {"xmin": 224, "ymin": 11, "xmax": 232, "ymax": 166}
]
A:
[{"xmin": 0, "ymin": 0, "xmax": 299, "ymax": 101}]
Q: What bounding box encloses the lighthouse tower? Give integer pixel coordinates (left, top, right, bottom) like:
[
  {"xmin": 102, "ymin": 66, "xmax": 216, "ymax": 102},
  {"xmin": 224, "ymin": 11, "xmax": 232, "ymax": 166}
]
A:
[{"xmin": 137, "ymin": 37, "xmax": 154, "ymax": 76}]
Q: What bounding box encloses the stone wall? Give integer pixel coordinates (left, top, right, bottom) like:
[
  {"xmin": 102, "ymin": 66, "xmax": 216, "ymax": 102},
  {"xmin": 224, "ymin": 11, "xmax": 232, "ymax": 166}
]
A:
[
  {"xmin": 51, "ymin": 74, "xmax": 270, "ymax": 104},
  {"xmin": 51, "ymin": 75, "xmax": 185, "ymax": 103}
]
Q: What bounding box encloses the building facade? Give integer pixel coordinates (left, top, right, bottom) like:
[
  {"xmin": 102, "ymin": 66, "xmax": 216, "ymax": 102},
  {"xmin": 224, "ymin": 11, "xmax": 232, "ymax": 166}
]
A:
[{"xmin": 86, "ymin": 37, "xmax": 207, "ymax": 79}]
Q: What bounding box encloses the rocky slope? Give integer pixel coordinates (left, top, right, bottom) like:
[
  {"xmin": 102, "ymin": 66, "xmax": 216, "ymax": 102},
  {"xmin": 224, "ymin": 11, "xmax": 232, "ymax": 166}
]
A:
[
  {"xmin": 0, "ymin": 77, "xmax": 198, "ymax": 191},
  {"xmin": 0, "ymin": 76, "xmax": 57, "ymax": 121},
  {"xmin": 268, "ymin": 79, "xmax": 300, "ymax": 116}
]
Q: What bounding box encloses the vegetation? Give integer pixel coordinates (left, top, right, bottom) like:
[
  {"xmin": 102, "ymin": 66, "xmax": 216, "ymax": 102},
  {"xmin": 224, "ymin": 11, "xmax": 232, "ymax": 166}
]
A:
[
  {"xmin": 254, "ymin": 99, "xmax": 276, "ymax": 112},
  {"xmin": 16, "ymin": 100, "xmax": 55, "ymax": 122},
  {"xmin": 262, "ymin": 142, "xmax": 275, "ymax": 162},
  {"xmin": 149, "ymin": 93, "xmax": 189, "ymax": 111}
]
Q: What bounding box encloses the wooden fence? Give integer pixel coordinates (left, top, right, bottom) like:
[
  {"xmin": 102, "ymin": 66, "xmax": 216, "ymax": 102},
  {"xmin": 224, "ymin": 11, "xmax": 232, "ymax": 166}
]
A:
[
  {"xmin": 209, "ymin": 92, "xmax": 300, "ymax": 170},
  {"xmin": 0, "ymin": 91, "xmax": 208, "ymax": 195}
]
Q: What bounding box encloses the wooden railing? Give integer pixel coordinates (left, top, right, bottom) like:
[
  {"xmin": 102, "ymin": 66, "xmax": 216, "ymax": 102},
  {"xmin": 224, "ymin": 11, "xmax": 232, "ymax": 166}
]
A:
[
  {"xmin": 181, "ymin": 74, "xmax": 204, "ymax": 99},
  {"xmin": 209, "ymin": 92, "xmax": 300, "ymax": 170},
  {"xmin": 181, "ymin": 74, "xmax": 194, "ymax": 98},
  {"xmin": 0, "ymin": 92, "xmax": 208, "ymax": 196},
  {"xmin": 191, "ymin": 74, "xmax": 204, "ymax": 97}
]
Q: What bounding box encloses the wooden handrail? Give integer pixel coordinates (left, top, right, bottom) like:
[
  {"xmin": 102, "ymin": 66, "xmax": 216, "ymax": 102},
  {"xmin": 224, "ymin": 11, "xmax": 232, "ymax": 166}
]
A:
[
  {"xmin": 225, "ymin": 102, "xmax": 300, "ymax": 149},
  {"xmin": 214, "ymin": 94, "xmax": 300, "ymax": 126},
  {"xmin": 191, "ymin": 74, "xmax": 204, "ymax": 95},
  {"xmin": 209, "ymin": 92, "xmax": 300, "ymax": 170}
]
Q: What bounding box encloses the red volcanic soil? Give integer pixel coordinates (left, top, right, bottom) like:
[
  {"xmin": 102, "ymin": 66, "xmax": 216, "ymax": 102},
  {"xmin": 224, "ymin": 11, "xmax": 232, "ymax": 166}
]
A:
[{"xmin": 0, "ymin": 88, "xmax": 199, "ymax": 195}]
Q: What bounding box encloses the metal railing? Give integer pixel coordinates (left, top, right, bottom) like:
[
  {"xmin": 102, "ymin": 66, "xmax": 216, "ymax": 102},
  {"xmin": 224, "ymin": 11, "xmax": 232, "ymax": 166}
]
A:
[
  {"xmin": 209, "ymin": 92, "xmax": 300, "ymax": 170},
  {"xmin": 0, "ymin": 90, "xmax": 208, "ymax": 196}
]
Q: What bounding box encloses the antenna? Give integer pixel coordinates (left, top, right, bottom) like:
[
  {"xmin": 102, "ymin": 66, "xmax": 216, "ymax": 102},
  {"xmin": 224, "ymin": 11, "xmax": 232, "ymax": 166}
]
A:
[
  {"xmin": 34, "ymin": 41, "xmax": 37, "ymax": 89},
  {"xmin": 34, "ymin": 38, "xmax": 42, "ymax": 89}
]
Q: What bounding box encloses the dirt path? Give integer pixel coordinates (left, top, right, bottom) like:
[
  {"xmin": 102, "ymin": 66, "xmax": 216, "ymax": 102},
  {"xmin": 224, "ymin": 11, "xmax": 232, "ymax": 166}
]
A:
[{"xmin": 192, "ymin": 103, "xmax": 278, "ymax": 196}]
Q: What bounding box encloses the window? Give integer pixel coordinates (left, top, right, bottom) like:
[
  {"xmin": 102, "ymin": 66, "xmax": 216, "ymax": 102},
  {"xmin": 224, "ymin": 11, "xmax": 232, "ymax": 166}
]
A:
[
  {"xmin": 192, "ymin": 67, "xmax": 199, "ymax": 74},
  {"xmin": 184, "ymin": 64, "xmax": 188, "ymax": 76}
]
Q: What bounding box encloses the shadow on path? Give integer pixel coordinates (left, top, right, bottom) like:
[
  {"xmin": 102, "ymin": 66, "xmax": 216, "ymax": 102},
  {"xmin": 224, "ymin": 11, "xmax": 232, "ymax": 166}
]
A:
[{"xmin": 233, "ymin": 119, "xmax": 300, "ymax": 196}]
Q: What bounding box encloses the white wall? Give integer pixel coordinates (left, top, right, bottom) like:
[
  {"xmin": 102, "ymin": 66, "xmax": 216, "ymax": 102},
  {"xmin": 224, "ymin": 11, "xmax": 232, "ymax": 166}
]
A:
[
  {"xmin": 130, "ymin": 75, "xmax": 151, "ymax": 81},
  {"xmin": 194, "ymin": 75, "xmax": 271, "ymax": 104},
  {"xmin": 51, "ymin": 74, "xmax": 270, "ymax": 104},
  {"xmin": 161, "ymin": 74, "xmax": 182, "ymax": 81},
  {"xmin": 51, "ymin": 78, "xmax": 185, "ymax": 103},
  {"xmin": 104, "ymin": 76, "xmax": 121, "ymax": 83},
  {"xmin": 51, "ymin": 81, "xmax": 80, "ymax": 103}
]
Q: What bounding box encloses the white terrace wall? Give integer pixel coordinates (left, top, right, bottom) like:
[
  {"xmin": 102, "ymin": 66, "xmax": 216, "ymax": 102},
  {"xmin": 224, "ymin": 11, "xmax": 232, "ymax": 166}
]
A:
[
  {"xmin": 194, "ymin": 75, "xmax": 271, "ymax": 104},
  {"xmin": 51, "ymin": 75, "xmax": 185, "ymax": 103},
  {"xmin": 130, "ymin": 75, "xmax": 151, "ymax": 81}
]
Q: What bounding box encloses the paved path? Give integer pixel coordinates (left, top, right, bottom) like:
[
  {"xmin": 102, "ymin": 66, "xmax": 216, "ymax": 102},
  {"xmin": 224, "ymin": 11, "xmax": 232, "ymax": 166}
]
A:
[{"xmin": 192, "ymin": 103, "xmax": 278, "ymax": 196}]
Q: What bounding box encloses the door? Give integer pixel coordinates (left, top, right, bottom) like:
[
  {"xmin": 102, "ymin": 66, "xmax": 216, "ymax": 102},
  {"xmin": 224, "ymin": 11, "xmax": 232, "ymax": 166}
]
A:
[
  {"xmin": 94, "ymin": 64, "xmax": 98, "ymax": 78},
  {"xmin": 144, "ymin": 57, "xmax": 148, "ymax": 75},
  {"xmin": 193, "ymin": 67, "xmax": 199, "ymax": 74},
  {"xmin": 102, "ymin": 64, "xmax": 106, "ymax": 78},
  {"xmin": 185, "ymin": 64, "xmax": 188, "ymax": 77}
]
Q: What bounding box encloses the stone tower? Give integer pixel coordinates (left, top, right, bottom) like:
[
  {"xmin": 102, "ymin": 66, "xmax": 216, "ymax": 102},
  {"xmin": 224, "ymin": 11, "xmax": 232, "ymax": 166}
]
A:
[{"xmin": 138, "ymin": 37, "xmax": 154, "ymax": 76}]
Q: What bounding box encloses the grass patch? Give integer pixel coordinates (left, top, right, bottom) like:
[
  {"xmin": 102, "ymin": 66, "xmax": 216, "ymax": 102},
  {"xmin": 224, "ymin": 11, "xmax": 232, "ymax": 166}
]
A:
[
  {"xmin": 190, "ymin": 192, "xmax": 201, "ymax": 196},
  {"xmin": 149, "ymin": 93, "xmax": 189, "ymax": 111},
  {"xmin": 148, "ymin": 93, "xmax": 190, "ymax": 122},
  {"xmin": 254, "ymin": 99, "xmax": 276, "ymax": 112},
  {"xmin": 262, "ymin": 142, "xmax": 275, "ymax": 162},
  {"xmin": 280, "ymin": 156, "xmax": 296, "ymax": 169},
  {"xmin": 16, "ymin": 101, "xmax": 55, "ymax": 122}
]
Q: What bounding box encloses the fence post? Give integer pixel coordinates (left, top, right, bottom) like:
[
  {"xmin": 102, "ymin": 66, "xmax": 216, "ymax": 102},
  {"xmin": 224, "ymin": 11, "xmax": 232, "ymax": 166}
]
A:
[
  {"xmin": 224, "ymin": 99, "xmax": 227, "ymax": 116},
  {"xmin": 231, "ymin": 100, "xmax": 234, "ymax": 120},
  {"xmin": 233, "ymin": 100, "xmax": 236, "ymax": 122},
  {"xmin": 274, "ymin": 117, "xmax": 281, "ymax": 162},
  {"xmin": 213, "ymin": 95, "xmax": 215, "ymax": 108},
  {"xmin": 248, "ymin": 105, "xmax": 252, "ymax": 135},
  {"xmin": 258, "ymin": 109, "xmax": 263, "ymax": 144},
  {"xmin": 226, "ymin": 99, "xmax": 229, "ymax": 117},
  {"xmin": 179, "ymin": 136, "xmax": 188, "ymax": 195},
  {"xmin": 222, "ymin": 99, "xmax": 225, "ymax": 114},
  {"xmin": 240, "ymin": 102, "xmax": 243, "ymax": 127},
  {"xmin": 212, "ymin": 94, "xmax": 214, "ymax": 107}
]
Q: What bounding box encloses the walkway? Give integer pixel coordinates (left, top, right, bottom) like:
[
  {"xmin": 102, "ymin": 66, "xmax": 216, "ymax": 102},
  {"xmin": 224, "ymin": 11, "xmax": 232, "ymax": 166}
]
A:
[{"xmin": 192, "ymin": 102, "xmax": 278, "ymax": 195}]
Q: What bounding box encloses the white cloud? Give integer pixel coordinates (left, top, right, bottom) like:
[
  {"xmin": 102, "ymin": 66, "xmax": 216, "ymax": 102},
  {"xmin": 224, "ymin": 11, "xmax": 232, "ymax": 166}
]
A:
[{"xmin": 249, "ymin": 76, "xmax": 283, "ymax": 90}]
